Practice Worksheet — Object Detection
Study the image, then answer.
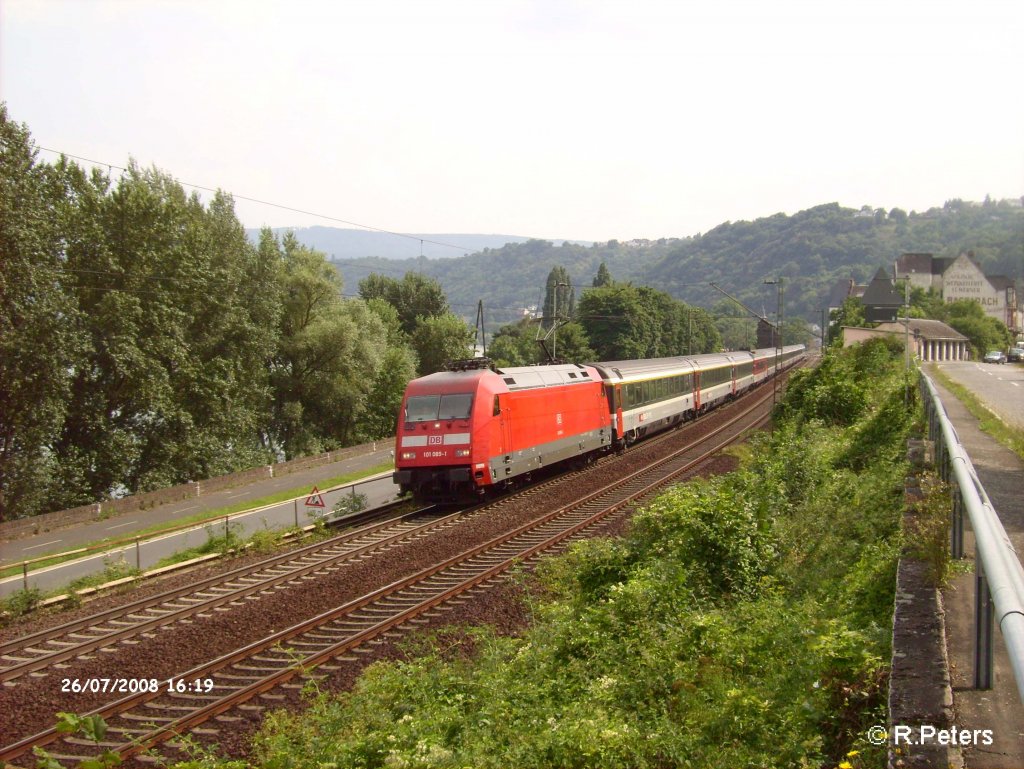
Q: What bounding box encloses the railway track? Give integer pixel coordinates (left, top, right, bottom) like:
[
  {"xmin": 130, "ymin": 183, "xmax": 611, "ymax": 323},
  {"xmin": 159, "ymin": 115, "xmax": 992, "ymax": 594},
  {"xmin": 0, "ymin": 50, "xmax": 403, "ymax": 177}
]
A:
[
  {"xmin": 1, "ymin": 372, "xmax": 790, "ymax": 767},
  {"xmin": 0, "ymin": 502, "xmax": 460, "ymax": 683}
]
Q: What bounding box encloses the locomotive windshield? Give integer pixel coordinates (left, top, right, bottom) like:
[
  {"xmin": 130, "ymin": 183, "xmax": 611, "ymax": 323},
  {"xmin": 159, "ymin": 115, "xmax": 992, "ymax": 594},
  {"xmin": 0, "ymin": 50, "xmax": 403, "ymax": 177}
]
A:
[{"xmin": 405, "ymin": 393, "xmax": 473, "ymax": 422}]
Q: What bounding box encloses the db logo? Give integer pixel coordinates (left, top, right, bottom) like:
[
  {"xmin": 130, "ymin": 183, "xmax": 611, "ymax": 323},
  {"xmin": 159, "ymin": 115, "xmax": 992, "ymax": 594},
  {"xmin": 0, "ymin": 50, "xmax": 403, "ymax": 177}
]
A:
[{"xmin": 428, "ymin": 435, "xmax": 443, "ymax": 445}]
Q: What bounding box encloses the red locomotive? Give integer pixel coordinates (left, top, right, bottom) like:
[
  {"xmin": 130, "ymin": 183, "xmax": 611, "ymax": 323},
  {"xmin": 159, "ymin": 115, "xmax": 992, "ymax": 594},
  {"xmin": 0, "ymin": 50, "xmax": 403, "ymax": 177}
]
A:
[{"xmin": 393, "ymin": 346, "xmax": 804, "ymax": 502}]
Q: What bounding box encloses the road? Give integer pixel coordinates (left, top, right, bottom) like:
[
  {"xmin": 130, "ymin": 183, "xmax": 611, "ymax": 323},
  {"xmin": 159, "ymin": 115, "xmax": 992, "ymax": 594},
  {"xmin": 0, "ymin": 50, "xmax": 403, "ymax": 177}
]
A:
[
  {"xmin": 1, "ymin": 451, "xmax": 400, "ymax": 598},
  {"xmin": 933, "ymin": 360, "xmax": 1024, "ymax": 430}
]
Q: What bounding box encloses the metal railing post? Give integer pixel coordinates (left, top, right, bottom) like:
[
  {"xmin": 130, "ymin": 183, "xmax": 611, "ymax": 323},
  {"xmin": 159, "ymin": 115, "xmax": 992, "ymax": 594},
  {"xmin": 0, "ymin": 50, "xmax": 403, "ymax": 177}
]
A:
[
  {"xmin": 951, "ymin": 481, "xmax": 964, "ymax": 560},
  {"xmin": 975, "ymin": 554, "xmax": 995, "ymax": 689}
]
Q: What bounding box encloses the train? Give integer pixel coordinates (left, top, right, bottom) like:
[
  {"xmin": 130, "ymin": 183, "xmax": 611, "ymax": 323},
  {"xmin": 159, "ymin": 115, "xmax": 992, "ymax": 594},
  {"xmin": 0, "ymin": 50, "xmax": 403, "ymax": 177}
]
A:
[{"xmin": 393, "ymin": 345, "xmax": 805, "ymax": 502}]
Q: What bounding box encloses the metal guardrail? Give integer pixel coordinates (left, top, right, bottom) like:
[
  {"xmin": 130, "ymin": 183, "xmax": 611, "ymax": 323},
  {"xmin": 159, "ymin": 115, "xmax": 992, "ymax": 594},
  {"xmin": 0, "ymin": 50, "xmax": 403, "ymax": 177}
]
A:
[
  {"xmin": 1, "ymin": 471, "xmax": 395, "ymax": 596},
  {"xmin": 920, "ymin": 372, "xmax": 1024, "ymax": 701}
]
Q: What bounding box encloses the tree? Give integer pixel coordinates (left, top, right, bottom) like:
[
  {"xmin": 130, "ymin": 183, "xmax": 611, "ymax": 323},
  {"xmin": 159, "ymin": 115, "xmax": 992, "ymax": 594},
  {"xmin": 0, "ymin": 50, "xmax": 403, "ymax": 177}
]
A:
[
  {"xmin": 0, "ymin": 106, "xmax": 85, "ymax": 520},
  {"xmin": 549, "ymin": 321, "xmax": 595, "ymax": 363},
  {"xmin": 270, "ymin": 233, "xmax": 386, "ymax": 456},
  {"xmin": 358, "ymin": 272, "xmax": 449, "ymax": 337},
  {"xmin": 592, "ymin": 262, "xmax": 613, "ymax": 287},
  {"xmin": 577, "ymin": 284, "xmax": 719, "ymax": 361},
  {"xmin": 487, "ymin": 318, "xmax": 538, "ymax": 367},
  {"xmin": 542, "ymin": 266, "xmax": 575, "ymax": 330},
  {"xmin": 829, "ymin": 297, "xmax": 866, "ymax": 346},
  {"xmin": 411, "ymin": 313, "xmax": 474, "ymax": 375},
  {"xmin": 360, "ymin": 344, "xmax": 418, "ymax": 440}
]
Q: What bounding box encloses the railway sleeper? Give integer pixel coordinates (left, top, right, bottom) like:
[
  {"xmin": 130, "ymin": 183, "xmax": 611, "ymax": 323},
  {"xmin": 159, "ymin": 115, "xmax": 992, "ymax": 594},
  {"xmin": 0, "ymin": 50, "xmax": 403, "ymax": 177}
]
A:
[
  {"xmin": 213, "ymin": 672, "xmax": 266, "ymax": 682},
  {"xmin": 1, "ymin": 652, "xmax": 34, "ymax": 662},
  {"xmin": 31, "ymin": 750, "xmax": 93, "ymax": 763},
  {"xmin": 62, "ymin": 735, "xmax": 124, "ymax": 747},
  {"xmin": 205, "ymin": 681, "xmax": 249, "ymax": 692},
  {"xmin": 142, "ymin": 703, "xmax": 202, "ymax": 712},
  {"xmin": 233, "ymin": 663, "xmax": 285, "ymax": 673},
  {"xmin": 118, "ymin": 712, "xmax": 176, "ymax": 723},
  {"xmin": 277, "ymin": 639, "xmax": 331, "ymax": 650},
  {"xmin": 300, "ymin": 631, "xmax": 349, "ymax": 641}
]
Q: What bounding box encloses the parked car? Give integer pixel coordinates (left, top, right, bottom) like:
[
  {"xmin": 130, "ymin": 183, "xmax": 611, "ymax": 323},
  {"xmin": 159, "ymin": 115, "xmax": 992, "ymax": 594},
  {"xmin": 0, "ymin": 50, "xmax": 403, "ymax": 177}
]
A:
[
  {"xmin": 983, "ymin": 350, "xmax": 1007, "ymax": 364},
  {"xmin": 1008, "ymin": 347, "xmax": 1024, "ymax": 363}
]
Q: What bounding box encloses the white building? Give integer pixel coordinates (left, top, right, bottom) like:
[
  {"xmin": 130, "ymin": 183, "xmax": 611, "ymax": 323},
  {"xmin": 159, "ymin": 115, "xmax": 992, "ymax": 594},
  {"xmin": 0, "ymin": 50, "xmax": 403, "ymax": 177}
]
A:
[{"xmin": 894, "ymin": 252, "xmax": 1019, "ymax": 334}]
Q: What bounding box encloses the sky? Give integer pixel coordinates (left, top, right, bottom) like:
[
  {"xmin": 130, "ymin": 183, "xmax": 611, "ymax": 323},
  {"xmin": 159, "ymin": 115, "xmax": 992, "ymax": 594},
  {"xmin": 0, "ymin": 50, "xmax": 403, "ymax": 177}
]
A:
[{"xmin": 2, "ymin": 0, "xmax": 1022, "ymax": 248}]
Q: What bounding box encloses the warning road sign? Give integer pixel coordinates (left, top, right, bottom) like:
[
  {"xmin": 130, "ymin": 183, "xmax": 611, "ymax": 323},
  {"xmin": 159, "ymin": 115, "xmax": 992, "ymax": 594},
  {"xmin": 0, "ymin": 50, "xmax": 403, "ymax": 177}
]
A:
[{"xmin": 305, "ymin": 486, "xmax": 326, "ymax": 508}]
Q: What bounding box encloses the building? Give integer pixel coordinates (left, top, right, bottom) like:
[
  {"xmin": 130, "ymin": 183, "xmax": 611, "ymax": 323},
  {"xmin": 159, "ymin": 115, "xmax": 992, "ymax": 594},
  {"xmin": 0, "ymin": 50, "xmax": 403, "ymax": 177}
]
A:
[
  {"xmin": 875, "ymin": 319, "xmax": 970, "ymax": 362},
  {"xmin": 894, "ymin": 252, "xmax": 1019, "ymax": 333},
  {"xmin": 842, "ymin": 318, "xmax": 970, "ymax": 362},
  {"xmin": 861, "ymin": 267, "xmax": 904, "ymax": 323}
]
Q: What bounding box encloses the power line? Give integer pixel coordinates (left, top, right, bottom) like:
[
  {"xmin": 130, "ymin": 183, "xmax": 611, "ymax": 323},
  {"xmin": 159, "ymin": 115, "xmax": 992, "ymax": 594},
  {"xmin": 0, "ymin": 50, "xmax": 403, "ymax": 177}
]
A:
[{"xmin": 35, "ymin": 145, "xmax": 475, "ymax": 256}]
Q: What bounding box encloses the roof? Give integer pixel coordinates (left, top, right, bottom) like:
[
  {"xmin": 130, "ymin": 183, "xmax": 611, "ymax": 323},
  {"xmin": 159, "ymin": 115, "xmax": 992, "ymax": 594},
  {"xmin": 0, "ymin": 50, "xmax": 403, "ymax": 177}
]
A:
[
  {"xmin": 896, "ymin": 253, "xmax": 934, "ymax": 274},
  {"xmin": 862, "ymin": 267, "xmax": 903, "ymax": 308},
  {"xmin": 988, "ymin": 275, "xmax": 1014, "ymax": 291},
  {"xmin": 495, "ymin": 363, "xmax": 597, "ymax": 390},
  {"xmin": 827, "ymin": 278, "xmax": 856, "ymax": 308},
  {"xmin": 875, "ymin": 319, "xmax": 968, "ymax": 341}
]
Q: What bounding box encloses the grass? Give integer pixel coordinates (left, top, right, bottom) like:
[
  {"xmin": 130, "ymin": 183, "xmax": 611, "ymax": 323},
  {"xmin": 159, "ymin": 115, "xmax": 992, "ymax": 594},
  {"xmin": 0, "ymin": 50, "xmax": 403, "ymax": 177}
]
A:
[
  {"xmin": 928, "ymin": 365, "xmax": 1024, "ymax": 461},
  {"xmin": 0, "ymin": 461, "xmax": 394, "ymax": 577}
]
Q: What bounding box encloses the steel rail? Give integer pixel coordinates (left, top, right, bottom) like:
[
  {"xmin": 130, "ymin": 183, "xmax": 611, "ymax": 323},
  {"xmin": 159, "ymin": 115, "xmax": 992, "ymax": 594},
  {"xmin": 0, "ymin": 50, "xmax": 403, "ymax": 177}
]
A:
[{"xmin": 0, "ymin": 504, "xmax": 453, "ymax": 681}]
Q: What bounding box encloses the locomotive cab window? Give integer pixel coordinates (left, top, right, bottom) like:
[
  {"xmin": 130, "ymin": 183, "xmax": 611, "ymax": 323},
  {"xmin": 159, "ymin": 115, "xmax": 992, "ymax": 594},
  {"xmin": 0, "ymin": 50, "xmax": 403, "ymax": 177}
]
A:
[
  {"xmin": 405, "ymin": 393, "xmax": 473, "ymax": 422},
  {"xmin": 438, "ymin": 393, "xmax": 473, "ymax": 420},
  {"xmin": 405, "ymin": 395, "xmax": 440, "ymax": 422}
]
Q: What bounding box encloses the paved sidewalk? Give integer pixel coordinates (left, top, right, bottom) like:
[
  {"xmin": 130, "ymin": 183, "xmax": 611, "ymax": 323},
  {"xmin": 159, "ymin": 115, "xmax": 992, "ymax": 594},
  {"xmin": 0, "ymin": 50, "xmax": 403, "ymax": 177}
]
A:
[
  {"xmin": 0, "ymin": 444, "xmax": 396, "ymax": 564},
  {"xmin": 929, "ymin": 373, "xmax": 1024, "ymax": 768}
]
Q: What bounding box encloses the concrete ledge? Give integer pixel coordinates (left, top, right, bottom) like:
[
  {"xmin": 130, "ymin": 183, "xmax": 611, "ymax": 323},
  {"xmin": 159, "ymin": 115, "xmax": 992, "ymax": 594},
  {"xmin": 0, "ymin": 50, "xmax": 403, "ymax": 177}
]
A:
[{"xmin": 889, "ymin": 441, "xmax": 962, "ymax": 769}]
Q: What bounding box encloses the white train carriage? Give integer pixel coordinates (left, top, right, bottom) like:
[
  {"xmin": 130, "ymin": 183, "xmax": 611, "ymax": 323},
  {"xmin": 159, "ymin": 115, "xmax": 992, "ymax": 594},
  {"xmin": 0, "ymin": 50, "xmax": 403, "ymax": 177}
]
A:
[
  {"xmin": 590, "ymin": 357, "xmax": 698, "ymax": 445},
  {"xmin": 591, "ymin": 346, "xmax": 806, "ymax": 447}
]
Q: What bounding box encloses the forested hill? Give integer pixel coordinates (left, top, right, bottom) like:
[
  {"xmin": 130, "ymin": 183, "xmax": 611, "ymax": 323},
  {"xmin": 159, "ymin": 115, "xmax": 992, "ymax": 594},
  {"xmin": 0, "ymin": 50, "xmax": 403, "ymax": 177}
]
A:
[
  {"xmin": 245, "ymin": 227, "xmax": 544, "ymax": 261},
  {"xmin": 330, "ymin": 200, "xmax": 1023, "ymax": 324}
]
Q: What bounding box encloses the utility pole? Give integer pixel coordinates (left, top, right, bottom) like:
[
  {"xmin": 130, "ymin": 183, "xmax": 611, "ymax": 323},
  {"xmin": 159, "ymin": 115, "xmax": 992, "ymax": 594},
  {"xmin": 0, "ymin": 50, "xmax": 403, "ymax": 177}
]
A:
[
  {"xmin": 553, "ymin": 281, "xmax": 568, "ymax": 359},
  {"xmin": 474, "ymin": 299, "xmax": 487, "ymax": 358}
]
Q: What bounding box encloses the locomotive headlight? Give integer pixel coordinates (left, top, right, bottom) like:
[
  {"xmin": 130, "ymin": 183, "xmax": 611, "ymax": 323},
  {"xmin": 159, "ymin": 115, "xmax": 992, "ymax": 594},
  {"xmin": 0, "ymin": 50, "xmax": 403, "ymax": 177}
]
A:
[
  {"xmin": 455, "ymin": 448, "xmax": 471, "ymax": 457},
  {"xmin": 401, "ymin": 451, "xmax": 416, "ymax": 460}
]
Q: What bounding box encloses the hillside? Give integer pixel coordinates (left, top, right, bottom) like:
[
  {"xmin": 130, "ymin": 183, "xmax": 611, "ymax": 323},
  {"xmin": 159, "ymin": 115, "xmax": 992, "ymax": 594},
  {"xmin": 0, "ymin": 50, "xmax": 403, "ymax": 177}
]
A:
[
  {"xmin": 326, "ymin": 200, "xmax": 1024, "ymax": 324},
  {"xmin": 245, "ymin": 226, "xmax": 542, "ymax": 260}
]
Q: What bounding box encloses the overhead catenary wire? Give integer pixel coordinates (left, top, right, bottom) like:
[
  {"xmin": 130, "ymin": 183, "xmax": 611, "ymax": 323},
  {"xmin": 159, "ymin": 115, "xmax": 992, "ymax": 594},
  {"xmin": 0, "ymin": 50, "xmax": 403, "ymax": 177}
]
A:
[{"xmin": 34, "ymin": 145, "xmax": 475, "ymax": 257}]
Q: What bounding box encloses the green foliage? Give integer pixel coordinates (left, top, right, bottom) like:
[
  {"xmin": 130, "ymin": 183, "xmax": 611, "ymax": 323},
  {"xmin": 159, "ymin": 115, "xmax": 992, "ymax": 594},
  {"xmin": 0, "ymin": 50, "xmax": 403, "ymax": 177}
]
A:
[
  {"xmin": 34, "ymin": 713, "xmax": 121, "ymax": 769},
  {"xmin": 541, "ymin": 265, "xmax": 575, "ymax": 330},
  {"xmin": 1, "ymin": 587, "xmax": 43, "ymax": 619},
  {"xmin": 245, "ymin": 340, "xmax": 911, "ymax": 769},
  {"xmin": 905, "ymin": 476, "xmax": 952, "ymax": 587},
  {"xmin": 830, "ymin": 297, "xmax": 866, "ymax": 345},
  {"xmin": 577, "ymin": 284, "xmax": 720, "ymax": 360},
  {"xmin": 592, "ymin": 261, "xmax": 613, "ymax": 288},
  {"xmin": 332, "ymin": 491, "xmax": 369, "ymax": 518},
  {"xmin": 3, "ymin": 107, "xmax": 479, "ymax": 520},
  {"xmin": 410, "ymin": 312, "xmax": 474, "ymax": 374},
  {"xmin": 0, "ymin": 106, "xmax": 86, "ymax": 520},
  {"xmin": 358, "ymin": 272, "xmax": 450, "ymax": 337}
]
